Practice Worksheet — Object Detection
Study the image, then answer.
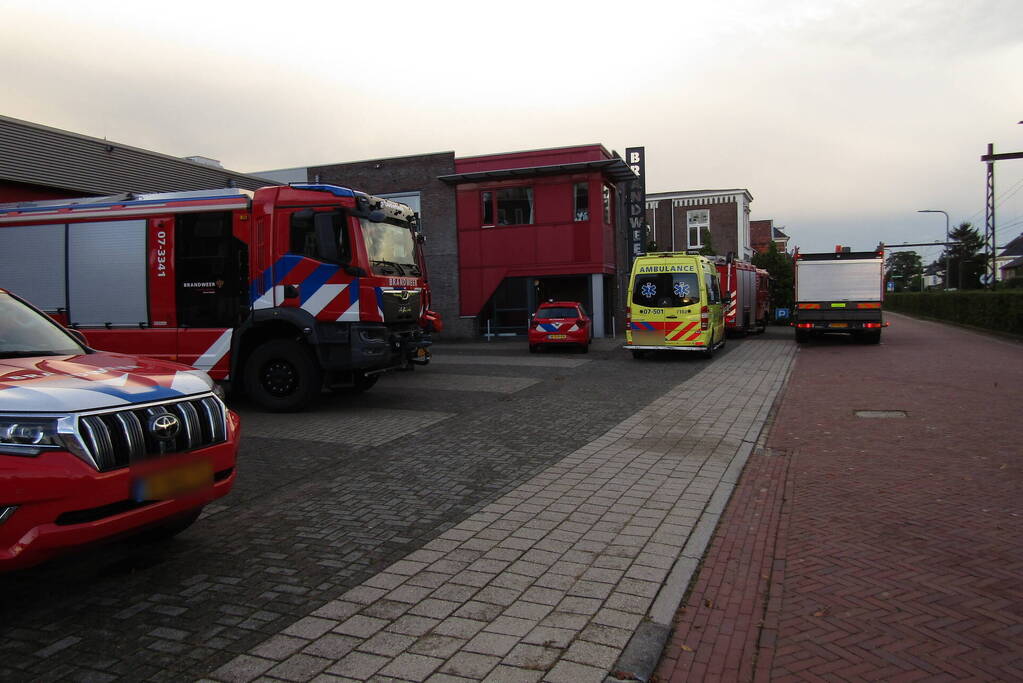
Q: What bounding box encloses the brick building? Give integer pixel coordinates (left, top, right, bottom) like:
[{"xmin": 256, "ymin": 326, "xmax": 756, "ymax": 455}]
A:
[
  {"xmin": 750, "ymin": 219, "xmax": 790, "ymax": 254},
  {"xmin": 644, "ymin": 189, "xmax": 753, "ymax": 260}
]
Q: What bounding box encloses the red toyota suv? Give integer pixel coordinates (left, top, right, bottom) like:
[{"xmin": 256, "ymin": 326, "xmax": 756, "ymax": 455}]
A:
[
  {"xmin": 0, "ymin": 289, "xmax": 239, "ymax": 571},
  {"xmin": 528, "ymin": 301, "xmax": 592, "ymax": 353}
]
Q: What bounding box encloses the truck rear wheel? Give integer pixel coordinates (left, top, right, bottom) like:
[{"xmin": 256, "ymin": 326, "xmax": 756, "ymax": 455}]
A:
[
  {"xmin": 795, "ymin": 329, "xmax": 811, "ymax": 344},
  {"xmin": 245, "ymin": 339, "xmax": 323, "ymax": 412},
  {"xmin": 859, "ymin": 331, "xmax": 882, "ymax": 344}
]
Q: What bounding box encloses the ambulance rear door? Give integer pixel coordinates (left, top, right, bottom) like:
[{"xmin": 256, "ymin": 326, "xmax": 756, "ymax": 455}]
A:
[{"xmin": 630, "ymin": 266, "xmax": 704, "ymax": 346}]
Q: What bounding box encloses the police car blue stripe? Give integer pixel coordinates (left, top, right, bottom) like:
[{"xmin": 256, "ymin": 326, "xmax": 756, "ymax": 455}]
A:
[{"xmin": 85, "ymin": 384, "xmax": 185, "ymax": 403}]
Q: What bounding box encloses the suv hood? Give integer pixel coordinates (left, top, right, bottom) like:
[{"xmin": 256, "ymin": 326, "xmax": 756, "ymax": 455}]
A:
[{"xmin": 0, "ymin": 352, "xmax": 215, "ymax": 413}]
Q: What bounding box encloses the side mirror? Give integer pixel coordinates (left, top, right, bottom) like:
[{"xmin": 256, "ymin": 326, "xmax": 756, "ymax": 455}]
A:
[
  {"xmin": 67, "ymin": 328, "xmax": 88, "ymax": 346},
  {"xmin": 314, "ymin": 212, "xmax": 340, "ymax": 262}
]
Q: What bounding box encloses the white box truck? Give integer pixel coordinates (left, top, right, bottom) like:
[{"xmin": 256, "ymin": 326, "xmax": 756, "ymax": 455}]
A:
[{"xmin": 793, "ymin": 249, "xmax": 886, "ymax": 344}]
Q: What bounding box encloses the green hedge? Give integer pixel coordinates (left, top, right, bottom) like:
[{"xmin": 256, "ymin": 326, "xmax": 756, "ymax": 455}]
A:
[{"xmin": 885, "ymin": 291, "xmax": 1023, "ymax": 335}]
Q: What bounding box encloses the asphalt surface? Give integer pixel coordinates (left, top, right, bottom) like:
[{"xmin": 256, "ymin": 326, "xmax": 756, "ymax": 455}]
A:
[{"xmin": 0, "ymin": 332, "xmax": 773, "ymax": 682}]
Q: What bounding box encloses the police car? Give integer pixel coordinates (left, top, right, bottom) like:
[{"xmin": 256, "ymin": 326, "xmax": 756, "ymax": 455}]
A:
[{"xmin": 528, "ymin": 301, "xmax": 592, "ymax": 353}]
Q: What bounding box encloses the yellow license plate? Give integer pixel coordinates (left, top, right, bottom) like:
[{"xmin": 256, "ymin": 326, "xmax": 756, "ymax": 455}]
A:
[
  {"xmin": 133, "ymin": 460, "xmax": 213, "ymax": 502},
  {"xmin": 829, "ymin": 322, "xmax": 849, "ymax": 328},
  {"xmin": 547, "ymin": 334, "xmax": 567, "ymax": 339}
]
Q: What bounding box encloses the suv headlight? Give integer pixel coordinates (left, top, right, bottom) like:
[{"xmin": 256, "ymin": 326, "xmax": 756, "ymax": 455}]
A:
[{"xmin": 0, "ymin": 415, "xmax": 83, "ymax": 459}]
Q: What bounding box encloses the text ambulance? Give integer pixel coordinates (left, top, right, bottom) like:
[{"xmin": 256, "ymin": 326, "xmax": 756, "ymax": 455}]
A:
[
  {"xmin": 0, "ymin": 185, "xmax": 441, "ymax": 411},
  {"xmin": 625, "ymin": 253, "xmax": 726, "ymax": 358}
]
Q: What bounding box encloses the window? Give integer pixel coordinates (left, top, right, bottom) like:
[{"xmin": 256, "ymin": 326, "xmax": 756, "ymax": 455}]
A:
[
  {"xmin": 574, "ymin": 183, "xmax": 589, "ymax": 221},
  {"xmin": 360, "ymin": 217, "xmax": 421, "ymax": 277},
  {"xmin": 481, "ymin": 191, "xmax": 494, "ymax": 226},
  {"xmin": 687, "ymin": 209, "xmax": 709, "ymax": 248},
  {"xmin": 535, "ymin": 306, "xmax": 580, "ymax": 319},
  {"xmin": 631, "ymin": 273, "xmax": 701, "ymax": 308},
  {"xmin": 704, "ymin": 272, "xmax": 721, "ymax": 304},
  {"xmin": 481, "ymin": 188, "xmax": 534, "ymax": 226},
  {"xmin": 603, "ymin": 185, "xmax": 613, "ymax": 224},
  {"xmin": 289, "ymin": 210, "xmax": 349, "ymax": 263}
]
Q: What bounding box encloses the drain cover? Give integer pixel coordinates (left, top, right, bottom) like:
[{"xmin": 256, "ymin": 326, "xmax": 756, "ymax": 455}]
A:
[{"xmin": 855, "ymin": 410, "xmax": 907, "ymax": 418}]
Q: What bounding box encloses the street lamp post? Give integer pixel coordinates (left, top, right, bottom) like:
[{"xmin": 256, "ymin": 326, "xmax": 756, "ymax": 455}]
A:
[{"xmin": 918, "ymin": 209, "xmax": 950, "ymax": 290}]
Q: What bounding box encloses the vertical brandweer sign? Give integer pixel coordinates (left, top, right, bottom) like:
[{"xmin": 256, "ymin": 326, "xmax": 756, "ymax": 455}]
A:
[{"xmin": 624, "ymin": 147, "xmax": 646, "ymax": 265}]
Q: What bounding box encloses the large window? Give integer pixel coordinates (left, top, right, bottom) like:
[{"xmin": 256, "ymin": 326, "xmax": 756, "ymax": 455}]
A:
[
  {"xmin": 482, "ymin": 187, "xmax": 534, "ymax": 226},
  {"xmin": 687, "ymin": 209, "xmax": 709, "ymax": 249},
  {"xmin": 360, "ymin": 217, "xmax": 421, "ymax": 277},
  {"xmin": 574, "ymin": 183, "xmax": 589, "ymax": 221},
  {"xmin": 631, "ymin": 273, "xmax": 701, "ymax": 308}
]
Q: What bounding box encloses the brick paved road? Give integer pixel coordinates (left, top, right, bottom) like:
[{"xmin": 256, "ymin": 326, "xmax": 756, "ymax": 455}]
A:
[
  {"xmin": 207, "ymin": 336, "xmax": 794, "ymax": 683},
  {"xmin": 656, "ymin": 314, "xmax": 1023, "ymax": 682},
  {"xmin": 0, "ymin": 336, "xmax": 735, "ymax": 682}
]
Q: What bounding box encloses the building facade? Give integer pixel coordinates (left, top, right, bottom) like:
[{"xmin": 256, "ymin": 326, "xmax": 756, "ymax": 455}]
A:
[
  {"xmin": 272, "ymin": 145, "xmax": 635, "ymax": 338},
  {"xmin": 750, "ymin": 219, "xmax": 790, "ymax": 254},
  {"xmin": 0, "ymin": 114, "xmax": 270, "ymax": 200},
  {"xmin": 440, "ymin": 145, "xmax": 634, "ymax": 338},
  {"xmin": 644, "ymin": 189, "xmax": 753, "ymax": 260}
]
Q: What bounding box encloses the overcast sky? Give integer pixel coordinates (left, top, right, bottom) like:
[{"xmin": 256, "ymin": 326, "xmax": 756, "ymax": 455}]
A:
[{"xmin": 3, "ymin": 0, "xmax": 1021, "ymax": 260}]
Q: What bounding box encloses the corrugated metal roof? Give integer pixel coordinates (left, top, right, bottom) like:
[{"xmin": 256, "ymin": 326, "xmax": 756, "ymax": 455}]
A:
[{"xmin": 0, "ymin": 114, "xmax": 276, "ymax": 195}]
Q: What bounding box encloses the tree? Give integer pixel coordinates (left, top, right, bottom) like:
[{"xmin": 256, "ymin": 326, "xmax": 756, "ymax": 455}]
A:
[
  {"xmin": 885, "ymin": 250, "xmax": 922, "ymax": 292},
  {"xmin": 751, "ymin": 241, "xmax": 794, "ymax": 312},
  {"xmin": 942, "ymin": 222, "xmax": 988, "ymax": 289},
  {"xmin": 698, "ymin": 227, "xmax": 715, "ymax": 256}
]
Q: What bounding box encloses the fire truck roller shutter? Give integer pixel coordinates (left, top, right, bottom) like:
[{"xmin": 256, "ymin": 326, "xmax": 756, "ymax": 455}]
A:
[
  {"xmin": 0, "ymin": 224, "xmax": 67, "ymax": 311},
  {"xmin": 742, "ymin": 267, "xmax": 756, "ymax": 329},
  {"xmin": 68, "ymin": 220, "xmax": 148, "ymax": 326}
]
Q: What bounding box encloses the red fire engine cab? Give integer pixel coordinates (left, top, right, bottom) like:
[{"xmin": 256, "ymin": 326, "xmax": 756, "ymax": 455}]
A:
[
  {"xmin": 715, "ymin": 258, "xmax": 769, "ymax": 335},
  {"xmin": 0, "ymin": 184, "xmax": 440, "ymax": 411}
]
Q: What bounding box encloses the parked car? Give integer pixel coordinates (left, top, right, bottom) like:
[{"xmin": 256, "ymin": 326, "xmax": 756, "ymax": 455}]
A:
[
  {"xmin": 0, "ymin": 289, "xmax": 239, "ymax": 571},
  {"xmin": 528, "ymin": 301, "xmax": 592, "ymax": 353}
]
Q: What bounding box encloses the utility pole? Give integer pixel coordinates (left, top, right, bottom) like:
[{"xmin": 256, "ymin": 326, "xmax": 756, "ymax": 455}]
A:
[{"xmin": 981, "ymin": 142, "xmax": 1023, "ymax": 289}]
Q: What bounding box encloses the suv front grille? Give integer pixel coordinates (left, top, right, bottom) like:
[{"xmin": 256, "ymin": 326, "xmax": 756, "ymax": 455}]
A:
[{"xmin": 78, "ymin": 395, "xmax": 227, "ymax": 472}]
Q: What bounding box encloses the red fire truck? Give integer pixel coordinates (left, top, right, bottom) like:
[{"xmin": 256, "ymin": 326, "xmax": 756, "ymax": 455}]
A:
[
  {"xmin": 715, "ymin": 258, "xmax": 769, "ymax": 335},
  {"xmin": 0, "ymin": 184, "xmax": 440, "ymax": 411}
]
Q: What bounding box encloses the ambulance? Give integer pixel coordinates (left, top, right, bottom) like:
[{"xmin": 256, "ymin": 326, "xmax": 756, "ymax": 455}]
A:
[{"xmin": 624, "ymin": 252, "xmax": 727, "ymax": 359}]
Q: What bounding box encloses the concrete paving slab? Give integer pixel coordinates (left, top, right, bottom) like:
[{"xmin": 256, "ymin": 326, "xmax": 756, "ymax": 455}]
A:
[{"xmin": 216, "ymin": 339, "xmax": 795, "ymax": 681}]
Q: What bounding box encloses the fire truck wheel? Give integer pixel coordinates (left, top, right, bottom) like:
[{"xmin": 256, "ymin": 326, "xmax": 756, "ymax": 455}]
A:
[
  {"xmin": 795, "ymin": 329, "xmax": 811, "ymax": 344},
  {"xmin": 630, "ymin": 349, "xmax": 646, "ymax": 360},
  {"xmin": 529, "ymin": 344, "xmax": 539, "ymax": 353},
  {"xmin": 245, "ymin": 339, "xmax": 323, "ymax": 412}
]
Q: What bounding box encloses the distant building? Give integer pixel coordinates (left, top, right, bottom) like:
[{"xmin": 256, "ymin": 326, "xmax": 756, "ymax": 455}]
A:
[
  {"xmin": 750, "ymin": 219, "xmax": 790, "ymax": 254},
  {"xmin": 644, "ymin": 189, "xmax": 753, "ymax": 260},
  {"xmin": 0, "ymin": 114, "xmax": 272, "ymax": 201},
  {"xmin": 997, "ymin": 232, "xmax": 1023, "ymax": 281}
]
